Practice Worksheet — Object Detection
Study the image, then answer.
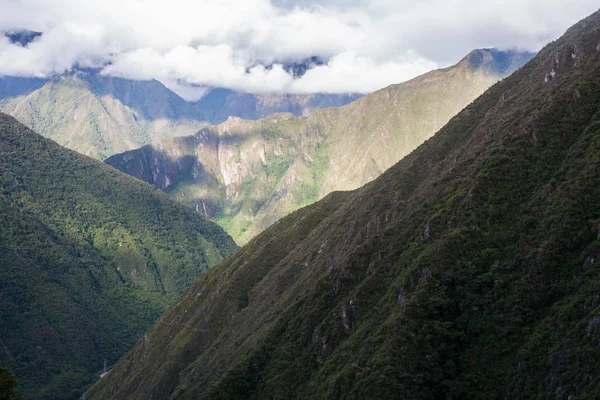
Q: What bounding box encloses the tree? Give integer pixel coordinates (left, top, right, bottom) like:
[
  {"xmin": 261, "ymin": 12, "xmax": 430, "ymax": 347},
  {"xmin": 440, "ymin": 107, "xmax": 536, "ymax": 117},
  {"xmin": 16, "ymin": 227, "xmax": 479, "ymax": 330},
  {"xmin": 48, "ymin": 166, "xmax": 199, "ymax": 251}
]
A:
[{"xmin": 0, "ymin": 363, "xmax": 21, "ymax": 400}]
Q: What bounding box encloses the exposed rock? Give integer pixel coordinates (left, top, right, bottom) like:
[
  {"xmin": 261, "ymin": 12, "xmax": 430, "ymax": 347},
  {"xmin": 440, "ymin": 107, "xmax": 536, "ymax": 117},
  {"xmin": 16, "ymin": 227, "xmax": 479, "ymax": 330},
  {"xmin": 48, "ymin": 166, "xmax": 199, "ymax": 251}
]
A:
[
  {"xmin": 584, "ymin": 256, "xmax": 596, "ymax": 268},
  {"xmin": 545, "ymin": 69, "xmax": 557, "ymax": 83},
  {"xmin": 536, "ymin": 242, "xmax": 549, "ymax": 266},
  {"xmin": 341, "ymin": 306, "xmax": 352, "ymax": 331},
  {"xmin": 421, "ymin": 217, "xmax": 434, "ymax": 240},
  {"xmin": 586, "ymin": 314, "xmax": 600, "ymax": 336}
]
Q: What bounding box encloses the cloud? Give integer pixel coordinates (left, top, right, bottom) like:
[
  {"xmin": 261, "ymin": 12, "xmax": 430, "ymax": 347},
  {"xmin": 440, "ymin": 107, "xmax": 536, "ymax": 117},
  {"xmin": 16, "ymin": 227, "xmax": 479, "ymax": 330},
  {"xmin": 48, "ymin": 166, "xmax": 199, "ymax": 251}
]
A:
[
  {"xmin": 0, "ymin": 0, "xmax": 598, "ymax": 98},
  {"xmin": 288, "ymin": 51, "xmax": 437, "ymax": 94}
]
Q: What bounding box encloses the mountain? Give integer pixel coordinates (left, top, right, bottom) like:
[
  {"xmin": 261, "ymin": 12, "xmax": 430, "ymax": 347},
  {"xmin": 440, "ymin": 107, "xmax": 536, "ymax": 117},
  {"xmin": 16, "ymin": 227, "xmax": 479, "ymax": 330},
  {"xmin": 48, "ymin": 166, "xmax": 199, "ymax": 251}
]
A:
[
  {"xmin": 107, "ymin": 48, "xmax": 534, "ymax": 244},
  {"xmin": 0, "ymin": 72, "xmax": 207, "ymax": 160},
  {"xmin": 0, "ymin": 76, "xmax": 46, "ymax": 98},
  {"xmin": 0, "ymin": 113, "xmax": 237, "ymax": 400},
  {"xmin": 191, "ymin": 56, "xmax": 363, "ymax": 124},
  {"xmin": 3, "ymin": 30, "xmax": 42, "ymax": 47},
  {"xmin": 193, "ymin": 88, "xmax": 361, "ymax": 124},
  {"xmin": 88, "ymin": 9, "xmax": 600, "ymax": 400},
  {"xmin": 0, "ymin": 70, "xmax": 360, "ymax": 160}
]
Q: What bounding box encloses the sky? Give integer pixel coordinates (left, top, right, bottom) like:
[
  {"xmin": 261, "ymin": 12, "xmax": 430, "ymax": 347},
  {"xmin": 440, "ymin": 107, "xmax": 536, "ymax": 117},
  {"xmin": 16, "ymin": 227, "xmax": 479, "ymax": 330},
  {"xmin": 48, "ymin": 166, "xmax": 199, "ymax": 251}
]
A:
[{"xmin": 0, "ymin": 0, "xmax": 598, "ymax": 100}]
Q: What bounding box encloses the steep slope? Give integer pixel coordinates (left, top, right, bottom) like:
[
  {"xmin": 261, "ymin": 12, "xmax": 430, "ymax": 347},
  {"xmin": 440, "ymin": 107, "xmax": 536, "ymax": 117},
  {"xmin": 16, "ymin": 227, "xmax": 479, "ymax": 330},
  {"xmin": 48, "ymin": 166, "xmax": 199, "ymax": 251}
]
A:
[
  {"xmin": 0, "ymin": 72, "xmax": 207, "ymax": 160},
  {"xmin": 89, "ymin": 10, "xmax": 600, "ymax": 400},
  {"xmin": 194, "ymin": 88, "xmax": 361, "ymax": 124},
  {"xmin": 107, "ymin": 49, "xmax": 534, "ymax": 244},
  {"xmin": 0, "ymin": 113, "xmax": 237, "ymax": 400}
]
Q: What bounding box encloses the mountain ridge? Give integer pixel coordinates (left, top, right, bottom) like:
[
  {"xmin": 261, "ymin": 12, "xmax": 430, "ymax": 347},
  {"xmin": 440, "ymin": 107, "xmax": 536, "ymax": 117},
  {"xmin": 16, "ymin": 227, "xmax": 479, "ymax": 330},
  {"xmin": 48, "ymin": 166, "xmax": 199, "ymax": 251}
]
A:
[
  {"xmin": 0, "ymin": 71, "xmax": 360, "ymax": 160},
  {"xmin": 193, "ymin": 88, "xmax": 361, "ymax": 124}
]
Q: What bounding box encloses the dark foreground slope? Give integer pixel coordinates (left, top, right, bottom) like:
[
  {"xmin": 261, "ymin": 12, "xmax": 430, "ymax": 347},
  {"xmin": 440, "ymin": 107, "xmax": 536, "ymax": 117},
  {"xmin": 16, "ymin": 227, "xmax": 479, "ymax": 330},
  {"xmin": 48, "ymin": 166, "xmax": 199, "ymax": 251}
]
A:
[
  {"xmin": 89, "ymin": 9, "xmax": 600, "ymax": 400},
  {"xmin": 0, "ymin": 114, "xmax": 237, "ymax": 400}
]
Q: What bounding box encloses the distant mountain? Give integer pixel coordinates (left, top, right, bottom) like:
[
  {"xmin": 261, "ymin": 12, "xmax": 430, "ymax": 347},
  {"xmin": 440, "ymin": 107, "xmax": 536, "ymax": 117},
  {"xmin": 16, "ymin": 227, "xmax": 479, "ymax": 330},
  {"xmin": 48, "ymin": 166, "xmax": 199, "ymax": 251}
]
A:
[
  {"xmin": 0, "ymin": 72, "xmax": 207, "ymax": 160},
  {"xmin": 191, "ymin": 55, "xmax": 362, "ymax": 124},
  {"xmin": 89, "ymin": 9, "xmax": 600, "ymax": 400},
  {"xmin": 0, "ymin": 70, "xmax": 361, "ymax": 159},
  {"xmin": 0, "ymin": 113, "xmax": 237, "ymax": 400},
  {"xmin": 107, "ymin": 48, "xmax": 534, "ymax": 244},
  {"xmin": 0, "ymin": 76, "xmax": 46, "ymax": 98},
  {"xmin": 192, "ymin": 88, "xmax": 361, "ymax": 124},
  {"xmin": 3, "ymin": 30, "xmax": 42, "ymax": 46}
]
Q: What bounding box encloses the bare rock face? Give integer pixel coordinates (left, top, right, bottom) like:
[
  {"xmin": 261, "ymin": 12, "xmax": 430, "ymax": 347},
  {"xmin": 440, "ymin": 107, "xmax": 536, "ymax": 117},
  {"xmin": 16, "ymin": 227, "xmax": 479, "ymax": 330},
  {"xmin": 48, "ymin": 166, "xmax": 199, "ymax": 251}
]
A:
[{"xmin": 107, "ymin": 49, "xmax": 534, "ymax": 244}]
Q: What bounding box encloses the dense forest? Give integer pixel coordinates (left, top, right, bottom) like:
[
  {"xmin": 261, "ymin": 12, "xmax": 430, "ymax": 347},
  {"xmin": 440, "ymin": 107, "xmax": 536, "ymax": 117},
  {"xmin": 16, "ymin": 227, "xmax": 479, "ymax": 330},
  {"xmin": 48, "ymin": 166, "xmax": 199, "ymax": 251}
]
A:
[{"xmin": 0, "ymin": 113, "xmax": 237, "ymax": 399}]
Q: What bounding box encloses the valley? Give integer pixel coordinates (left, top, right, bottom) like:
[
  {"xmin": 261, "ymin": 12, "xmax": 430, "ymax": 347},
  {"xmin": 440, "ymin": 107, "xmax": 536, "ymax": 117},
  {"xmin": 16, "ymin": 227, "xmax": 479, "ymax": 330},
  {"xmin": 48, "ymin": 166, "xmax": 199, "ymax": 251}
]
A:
[
  {"xmin": 1, "ymin": 4, "xmax": 598, "ymax": 400},
  {"xmin": 107, "ymin": 49, "xmax": 534, "ymax": 244}
]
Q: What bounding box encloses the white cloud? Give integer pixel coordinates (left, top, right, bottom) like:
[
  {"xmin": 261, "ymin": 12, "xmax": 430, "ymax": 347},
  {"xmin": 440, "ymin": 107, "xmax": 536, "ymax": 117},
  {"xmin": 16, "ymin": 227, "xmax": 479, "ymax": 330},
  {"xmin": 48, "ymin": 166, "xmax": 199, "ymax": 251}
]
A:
[
  {"xmin": 288, "ymin": 51, "xmax": 437, "ymax": 94},
  {"xmin": 0, "ymin": 0, "xmax": 598, "ymax": 97}
]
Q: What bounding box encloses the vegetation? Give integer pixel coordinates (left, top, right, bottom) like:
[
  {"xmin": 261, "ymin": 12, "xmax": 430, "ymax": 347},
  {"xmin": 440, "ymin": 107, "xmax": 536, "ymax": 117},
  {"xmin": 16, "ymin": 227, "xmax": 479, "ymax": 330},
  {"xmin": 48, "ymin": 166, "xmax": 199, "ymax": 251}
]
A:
[
  {"xmin": 88, "ymin": 10, "xmax": 600, "ymax": 400},
  {"xmin": 0, "ymin": 73, "xmax": 206, "ymax": 160},
  {"xmin": 0, "ymin": 113, "xmax": 237, "ymax": 400},
  {"xmin": 107, "ymin": 49, "xmax": 532, "ymax": 245},
  {"xmin": 0, "ymin": 364, "xmax": 21, "ymax": 400}
]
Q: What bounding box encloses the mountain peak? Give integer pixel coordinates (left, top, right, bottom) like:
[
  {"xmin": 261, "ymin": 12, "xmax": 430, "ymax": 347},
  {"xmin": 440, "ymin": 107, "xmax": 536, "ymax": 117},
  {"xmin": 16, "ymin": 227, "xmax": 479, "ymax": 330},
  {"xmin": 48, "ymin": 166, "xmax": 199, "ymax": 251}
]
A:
[
  {"xmin": 3, "ymin": 29, "xmax": 42, "ymax": 46},
  {"xmin": 460, "ymin": 47, "xmax": 536, "ymax": 75}
]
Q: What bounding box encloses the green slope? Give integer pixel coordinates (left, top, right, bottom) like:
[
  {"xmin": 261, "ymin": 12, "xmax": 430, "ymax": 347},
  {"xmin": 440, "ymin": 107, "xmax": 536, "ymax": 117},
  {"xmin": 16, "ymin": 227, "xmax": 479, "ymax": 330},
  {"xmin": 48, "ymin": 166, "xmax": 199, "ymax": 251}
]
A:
[
  {"xmin": 107, "ymin": 49, "xmax": 534, "ymax": 245},
  {"xmin": 0, "ymin": 113, "xmax": 237, "ymax": 400},
  {"xmin": 0, "ymin": 73, "xmax": 207, "ymax": 160},
  {"xmin": 89, "ymin": 9, "xmax": 600, "ymax": 400}
]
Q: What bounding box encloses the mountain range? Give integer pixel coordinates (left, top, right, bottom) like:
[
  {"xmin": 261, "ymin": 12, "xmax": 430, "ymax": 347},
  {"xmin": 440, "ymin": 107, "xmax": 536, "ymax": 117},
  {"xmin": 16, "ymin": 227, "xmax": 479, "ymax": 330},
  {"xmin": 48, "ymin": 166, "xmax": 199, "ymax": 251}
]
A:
[
  {"xmin": 106, "ymin": 48, "xmax": 534, "ymax": 244},
  {"xmin": 193, "ymin": 88, "xmax": 361, "ymax": 124},
  {"xmin": 88, "ymin": 9, "xmax": 600, "ymax": 400},
  {"xmin": 0, "ymin": 72, "xmax": 359, "ymax": 160},
  {"xmin": 0, "ymin": 113, "xmax": 237, "ymax": 400}
]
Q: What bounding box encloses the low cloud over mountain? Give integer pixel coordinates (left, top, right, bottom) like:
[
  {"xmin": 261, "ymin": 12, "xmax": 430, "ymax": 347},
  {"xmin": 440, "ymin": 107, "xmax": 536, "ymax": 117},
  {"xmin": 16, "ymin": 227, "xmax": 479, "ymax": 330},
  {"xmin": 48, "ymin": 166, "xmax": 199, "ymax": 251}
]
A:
[{"xmin": 0, "ymin": 0, "xmax": 597, "ymax": 98}]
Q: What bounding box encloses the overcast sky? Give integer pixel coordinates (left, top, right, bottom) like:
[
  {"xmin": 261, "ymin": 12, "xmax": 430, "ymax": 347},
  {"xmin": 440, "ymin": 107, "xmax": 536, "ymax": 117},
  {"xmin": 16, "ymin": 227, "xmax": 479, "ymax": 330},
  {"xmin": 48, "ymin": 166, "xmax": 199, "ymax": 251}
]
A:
[{"xmin": 0, "ymin": 0, "xmax": 598, "ymax": 99}]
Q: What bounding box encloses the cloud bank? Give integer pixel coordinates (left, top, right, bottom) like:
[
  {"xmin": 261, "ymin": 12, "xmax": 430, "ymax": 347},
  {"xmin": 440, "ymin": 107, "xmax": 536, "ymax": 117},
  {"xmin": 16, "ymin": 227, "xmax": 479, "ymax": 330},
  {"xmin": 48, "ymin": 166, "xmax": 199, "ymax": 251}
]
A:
[{"xmin": 0, "ymin": 0, "xmax": 598, "ymax": 98}]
